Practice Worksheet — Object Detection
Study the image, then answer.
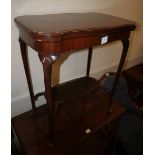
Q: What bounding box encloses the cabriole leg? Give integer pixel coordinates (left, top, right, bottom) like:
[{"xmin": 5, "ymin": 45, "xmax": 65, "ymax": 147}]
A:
[
  {"xmin": 38, "ymin": 53, "xmax": 59, "ymax": 145},
  {"xmin": 19, "ymin": 38, "xmax": 36, "ymax": 111},
  {"xmin": 108, "ymin": 38, "xmax": 129, "ymax": 112}
]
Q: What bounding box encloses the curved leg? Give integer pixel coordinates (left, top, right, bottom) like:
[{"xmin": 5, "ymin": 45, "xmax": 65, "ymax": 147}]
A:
[
  {"xmin": 19, "ymin": 38, "xmax": 36, "ymax": 111},
  {"xmin": 38, "ymin": 53, "xmax": 59, "ymax": 145},
  {"xmin": 108, "ymin": 38, "xmax": 129, "ymax": 112}
]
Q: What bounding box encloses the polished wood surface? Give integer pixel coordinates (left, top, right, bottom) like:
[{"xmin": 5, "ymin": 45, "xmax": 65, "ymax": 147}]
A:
[
  {"xmin": 15, "ymin": 13, "xmax": 136, "ymax": 54},
  {"xmin": 12, "ymin": 78, "xmax": 125, "ymax": 155},
  {"xmin": 14, "ymin": 12, "xmax": 136, "ymax": 153},
  {"xmin": 51, "ymin": 77, "xmax": 98, "ymax": 103},
  {"xmin": 14, "ymin": 13, "xmax": 136, "ymax": 34}
]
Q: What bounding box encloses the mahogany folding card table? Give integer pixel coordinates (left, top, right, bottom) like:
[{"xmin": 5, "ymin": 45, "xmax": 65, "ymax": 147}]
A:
[{"xmin": 13, "ymin": 13, "xmax": 136, "ymax": 155}]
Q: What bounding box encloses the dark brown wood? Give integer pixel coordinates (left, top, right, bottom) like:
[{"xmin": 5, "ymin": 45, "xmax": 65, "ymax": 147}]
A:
[
  {"xmin": 38, "ymin": 53, "xmax": 59, "ymax": 144},
  {"xmin": 52, "ymin": 77, "xmax": 98, "ymax": 103},
  {"xmin": 14, "ymin": 13, "xmax": 136, "ymax": 54},
  {"xmin": 14, "ymin": 12, "xmax": 136, "ymax": 154},
  {"xmin": 86, "ymin": 47, "xmax": 93, "ymax": 77},
  {"xmin": 12, "ymin": 86, "xmax": 126, "ymax": 155},
  {"xmin": 19, "ymin": 38, "xmax": 36, "ymax": 111},
  {"xmin": 34, "ymin": 77, "xmax": 99, "ymax": 120},
  {"xmin": 108, "ymin": 38, "xmax": 129, "ymax": 112}
]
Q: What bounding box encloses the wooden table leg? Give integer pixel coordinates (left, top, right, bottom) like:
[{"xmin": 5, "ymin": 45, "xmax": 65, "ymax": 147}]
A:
[
  {"xmin": 86, "ymin": 47, "xmax": 93, "ymax": 77},
  {"xmin": 38, "ymin": 53, "xmax": 59, "ymax": 145},
  {"xmin": 19, "ymin": 38, "xmax": 36, "ymax": 111},
  {"xmin": 108, "ymin": 37, "xmax": 129, "ymax": 112}
]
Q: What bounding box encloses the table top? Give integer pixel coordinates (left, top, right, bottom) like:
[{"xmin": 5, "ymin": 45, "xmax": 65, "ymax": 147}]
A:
[
  {"xmin": 15, "ymin": 13, "xmax": 136, "ymax": 54},
  {"xmin": 15, "ymin": 12, "xmax": 136, "ymax": 37}
]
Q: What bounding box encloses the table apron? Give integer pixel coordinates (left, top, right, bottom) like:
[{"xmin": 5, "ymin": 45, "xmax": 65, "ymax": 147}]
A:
[{"xmin": 19, "ymin": 31, "xmax": 130, "ymax": 55}]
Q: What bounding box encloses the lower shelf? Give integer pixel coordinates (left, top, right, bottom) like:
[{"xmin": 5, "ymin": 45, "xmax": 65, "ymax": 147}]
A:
[{"xmin": 12, "ymin": 88, "xmax": 125, "ymax": 155}]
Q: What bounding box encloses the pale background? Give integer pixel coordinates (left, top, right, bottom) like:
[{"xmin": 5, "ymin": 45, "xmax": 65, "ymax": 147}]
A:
[{"xmin": 11, "ymin": 0, "xmax": 143, "ymax": 116}]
